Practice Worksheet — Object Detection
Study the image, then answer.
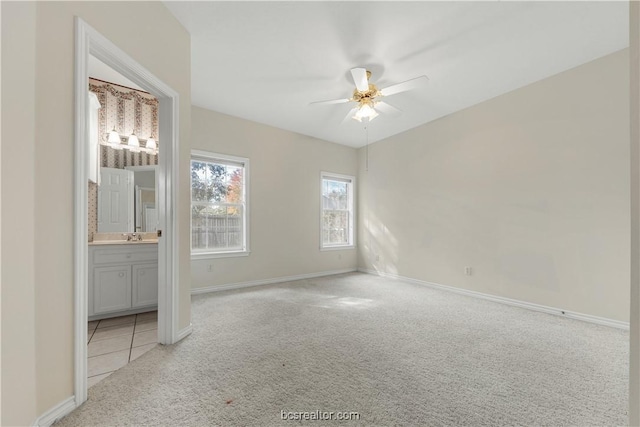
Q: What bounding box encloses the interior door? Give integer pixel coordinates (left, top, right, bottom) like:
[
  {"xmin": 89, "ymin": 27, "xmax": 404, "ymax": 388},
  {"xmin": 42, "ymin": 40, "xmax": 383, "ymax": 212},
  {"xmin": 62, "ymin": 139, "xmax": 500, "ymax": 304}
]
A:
[{"xmin": 97, "ymin": 167, "xmax": 134, "ymax": 232}]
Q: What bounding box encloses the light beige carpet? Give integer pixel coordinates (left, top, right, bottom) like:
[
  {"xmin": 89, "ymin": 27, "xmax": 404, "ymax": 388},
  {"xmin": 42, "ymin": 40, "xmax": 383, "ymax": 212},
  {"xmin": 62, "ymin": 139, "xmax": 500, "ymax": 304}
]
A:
[{"xmin": 57, "ymin": 272, "xmax": 628, "ymax": 426}]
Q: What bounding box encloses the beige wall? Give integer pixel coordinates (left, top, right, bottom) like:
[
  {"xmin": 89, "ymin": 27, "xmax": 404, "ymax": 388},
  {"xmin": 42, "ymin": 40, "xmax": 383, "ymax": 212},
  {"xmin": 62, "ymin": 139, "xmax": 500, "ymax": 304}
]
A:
[
  {"xmin": 1, "ymin": 2, "xmax": 38, "ymax": 425},
  {"xmin": 1, "ymin": 2, "xmax": 191, "ymax": 424},
  {"xmin": 358, "ymin": 49, "xmax": 630, "ymax": 322},
  {"xmin": 191, "ymin": 107, "xmax": 358, "ymax": 289},
  {"xmin": 630, "ymin": 2, "xmax": 639, "ymax": 423}
]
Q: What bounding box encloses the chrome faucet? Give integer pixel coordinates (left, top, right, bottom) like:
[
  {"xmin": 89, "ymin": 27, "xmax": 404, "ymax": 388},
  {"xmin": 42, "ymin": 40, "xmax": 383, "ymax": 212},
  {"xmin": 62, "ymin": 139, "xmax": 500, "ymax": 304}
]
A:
[{"xmin": 122, "ymin": 233, "xmax": 143, "ymax": 242}]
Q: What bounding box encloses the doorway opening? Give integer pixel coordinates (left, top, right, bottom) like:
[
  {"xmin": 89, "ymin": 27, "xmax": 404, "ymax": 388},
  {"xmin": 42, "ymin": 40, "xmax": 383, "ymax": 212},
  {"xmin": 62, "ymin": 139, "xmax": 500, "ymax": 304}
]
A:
[
  {"xmin": 86, "ymin": 64, "xmax": 161, "ymax": 387},
  {"xmin": 74, "ymin": 18, "xmax": 181, "ymax": 406}
]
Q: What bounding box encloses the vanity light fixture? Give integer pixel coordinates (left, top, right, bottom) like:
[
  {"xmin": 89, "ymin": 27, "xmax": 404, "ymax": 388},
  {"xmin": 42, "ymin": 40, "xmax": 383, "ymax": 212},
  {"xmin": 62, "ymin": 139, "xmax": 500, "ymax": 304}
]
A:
[
  {"xmin": 143, "ymin": 139, "xmax": 158, "ymax": 155},
  {"xmin": 146, "ymin": 138, "xmax": 158, "ymax": 152},
  {"xmin": 127, "ymin": 132, "xmax": 141, "ymax": 153},
  {"xmin": 103, "ymin": 130, "xmax": 158, "ymax": 154},
  {"xmin": 107, "ymin": 126, "xmax": 124, "ymax": 150}
]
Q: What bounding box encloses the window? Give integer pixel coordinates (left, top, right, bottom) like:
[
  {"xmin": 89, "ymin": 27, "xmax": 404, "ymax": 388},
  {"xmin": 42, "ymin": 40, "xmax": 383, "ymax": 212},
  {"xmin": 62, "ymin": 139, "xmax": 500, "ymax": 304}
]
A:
[
  {"xmin": 321, "ymin": 172, "xmax": 355, "ymax": 250},
  {"xmin": 191, "ymin": 150, "xmax": 249, "ymax": 258}
]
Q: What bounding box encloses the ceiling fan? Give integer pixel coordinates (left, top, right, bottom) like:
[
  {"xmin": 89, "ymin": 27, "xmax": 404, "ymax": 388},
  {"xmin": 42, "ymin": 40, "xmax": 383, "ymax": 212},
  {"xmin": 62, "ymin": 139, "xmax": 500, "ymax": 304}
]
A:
[{"xmin": 310, "ymin": 68, "xmax": 428, "ymax": 123}]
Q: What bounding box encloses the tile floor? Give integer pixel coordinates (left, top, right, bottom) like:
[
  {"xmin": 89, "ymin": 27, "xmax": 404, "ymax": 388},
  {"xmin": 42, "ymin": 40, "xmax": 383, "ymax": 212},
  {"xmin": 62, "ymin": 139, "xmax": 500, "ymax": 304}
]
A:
[{"xmin": 87, "ymin": 311, "xmax": 158, "ymax": 388}]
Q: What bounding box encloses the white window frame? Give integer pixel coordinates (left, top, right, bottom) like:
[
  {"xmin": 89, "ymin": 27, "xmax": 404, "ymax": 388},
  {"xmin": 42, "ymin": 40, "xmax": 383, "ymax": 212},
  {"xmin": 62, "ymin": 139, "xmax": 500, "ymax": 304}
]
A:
[
  {"xmin": 191, "ymin": 150, "xmax": 250, "ymax": 259},
  {"xmin": 320, "ymin": 171, "xmax": 356, "ymax": 251}
]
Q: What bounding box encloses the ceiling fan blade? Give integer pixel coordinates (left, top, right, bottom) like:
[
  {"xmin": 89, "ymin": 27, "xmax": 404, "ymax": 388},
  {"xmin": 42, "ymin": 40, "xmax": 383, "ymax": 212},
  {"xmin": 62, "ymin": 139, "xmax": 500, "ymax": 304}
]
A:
[
  {"xmin": 350, "ymin": 68, "xmax": 369, "ymax": 92},
  {"xmin": 342, "ymin": 108, "xmax": 358, "ymax": 124},
  {"xmin": 379, "ymin": 75, "xmax": 429, "ymax": 97},
  {"xmin": 309, "ymin": 98, "xmax": 351, "ymax": 106},
  {"xmin": 375, "ymin": 101, "xmax": 402, "ymax": 116}
]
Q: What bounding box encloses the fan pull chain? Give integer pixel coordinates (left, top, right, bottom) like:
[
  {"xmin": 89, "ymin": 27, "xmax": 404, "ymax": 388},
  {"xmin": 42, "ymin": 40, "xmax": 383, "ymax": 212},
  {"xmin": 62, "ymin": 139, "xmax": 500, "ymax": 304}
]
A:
[{"xmin": 365, "ymin": 125, "xmax": 369, "ymax": 172}]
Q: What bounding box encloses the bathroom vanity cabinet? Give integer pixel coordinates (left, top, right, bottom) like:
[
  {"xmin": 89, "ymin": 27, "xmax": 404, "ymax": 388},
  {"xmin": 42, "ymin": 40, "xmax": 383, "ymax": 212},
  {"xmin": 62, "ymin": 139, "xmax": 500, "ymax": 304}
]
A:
[{"xmin": 88, "ymin": 243, "xmax": 158, "ymax": 320}]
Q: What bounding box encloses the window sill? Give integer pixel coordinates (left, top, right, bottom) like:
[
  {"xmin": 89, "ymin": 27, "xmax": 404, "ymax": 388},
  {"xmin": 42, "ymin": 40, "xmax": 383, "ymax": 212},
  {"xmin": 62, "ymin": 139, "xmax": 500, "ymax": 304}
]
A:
[
  {"xmin": 320, "ymin": 245, "xmax": 356, "ymax": 252},
  {"xmin": 191, "ymin": 250, "xmax": 251, "ymax": 260}
]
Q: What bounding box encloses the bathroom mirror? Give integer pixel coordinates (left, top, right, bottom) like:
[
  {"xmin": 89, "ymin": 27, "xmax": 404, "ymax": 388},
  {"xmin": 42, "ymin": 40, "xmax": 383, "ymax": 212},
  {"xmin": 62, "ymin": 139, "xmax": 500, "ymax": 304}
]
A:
[
  {"xmin": 127, "ymin": 166, "xmax": 158, "ymax": 232},
  {"xmin": 97, "ymin": 165, "xmax": 157, "ymax": 233}
]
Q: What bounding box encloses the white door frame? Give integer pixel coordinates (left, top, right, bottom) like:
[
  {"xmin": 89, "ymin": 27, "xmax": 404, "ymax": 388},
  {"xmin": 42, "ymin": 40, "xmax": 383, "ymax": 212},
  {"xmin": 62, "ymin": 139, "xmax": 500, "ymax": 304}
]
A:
[{"xmin": 74, "ymin": 18, "xmax": 181, "ymax": 405}]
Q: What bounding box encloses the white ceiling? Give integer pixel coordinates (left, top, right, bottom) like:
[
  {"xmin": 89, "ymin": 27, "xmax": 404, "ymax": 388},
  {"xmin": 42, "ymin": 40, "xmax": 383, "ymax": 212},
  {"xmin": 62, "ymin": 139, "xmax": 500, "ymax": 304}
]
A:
[{"xmin": 164, "ymin": 1, "xmax": 628, "ymax": 148}]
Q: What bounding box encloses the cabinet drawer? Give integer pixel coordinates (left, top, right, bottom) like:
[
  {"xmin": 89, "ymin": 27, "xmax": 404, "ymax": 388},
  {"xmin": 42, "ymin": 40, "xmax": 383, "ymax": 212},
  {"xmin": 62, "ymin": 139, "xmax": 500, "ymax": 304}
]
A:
[{"xmin": 92, "ymin": 247, "xmax": 158, "ymax": 265}]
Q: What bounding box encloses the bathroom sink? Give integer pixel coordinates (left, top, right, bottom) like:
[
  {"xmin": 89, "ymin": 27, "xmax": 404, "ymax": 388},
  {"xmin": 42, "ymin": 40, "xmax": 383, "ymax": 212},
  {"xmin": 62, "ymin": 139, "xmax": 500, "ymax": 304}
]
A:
[{"xmin": 90, "ymin": 232, "xmax": 159, "ymax": 245}]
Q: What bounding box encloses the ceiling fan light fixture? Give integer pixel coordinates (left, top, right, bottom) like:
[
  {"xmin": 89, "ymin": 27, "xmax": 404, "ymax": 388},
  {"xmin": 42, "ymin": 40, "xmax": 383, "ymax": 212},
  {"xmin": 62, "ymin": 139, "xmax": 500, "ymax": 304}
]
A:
[{"xmin": 353, "ymin": 102, "xmax": 378, "ymax": 122}]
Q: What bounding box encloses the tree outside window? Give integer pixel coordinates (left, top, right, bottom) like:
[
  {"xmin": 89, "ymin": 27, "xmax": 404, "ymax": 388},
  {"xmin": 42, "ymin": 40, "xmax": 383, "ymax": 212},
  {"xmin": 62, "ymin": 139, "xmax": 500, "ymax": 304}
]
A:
[
  {"xmin": 191, "ymin": 153, "xmax": 248, "ymax": 254},
  {"xmin": 321, "ymin": 173, "xmax": 354, "ymax": 249}
]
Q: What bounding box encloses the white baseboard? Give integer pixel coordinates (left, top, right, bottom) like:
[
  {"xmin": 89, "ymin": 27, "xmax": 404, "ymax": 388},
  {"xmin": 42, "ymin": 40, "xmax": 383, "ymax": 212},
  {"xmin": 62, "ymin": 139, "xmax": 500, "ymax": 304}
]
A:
[
  {"xmin": 33, "ymin": 396, "xmax": 76, "ymax": 427},
  {"xmin": 191, "ymin": 268, "xmax": 357, "ymax": 295},
  {"xmin": 177, "ymin": 323, "xmax": 193, "ymax": 341},
  {"xmin": 359, "ymin": 268, "xmax": 629, "ymax": 330}
]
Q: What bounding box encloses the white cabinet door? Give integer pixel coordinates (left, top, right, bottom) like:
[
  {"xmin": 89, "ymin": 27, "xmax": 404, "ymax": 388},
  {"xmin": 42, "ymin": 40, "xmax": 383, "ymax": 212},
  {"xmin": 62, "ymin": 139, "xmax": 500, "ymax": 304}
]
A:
[
  {"xmin": 132, "ymin": 263, "xmax": 158, "ymax": 308},
  {"xmin": 98, "ymin": 168, "xmax": 134, "ymax": 232},
  {"xmin": 93, "ymin": 265, "xmax": 132, "ymax": 314}
]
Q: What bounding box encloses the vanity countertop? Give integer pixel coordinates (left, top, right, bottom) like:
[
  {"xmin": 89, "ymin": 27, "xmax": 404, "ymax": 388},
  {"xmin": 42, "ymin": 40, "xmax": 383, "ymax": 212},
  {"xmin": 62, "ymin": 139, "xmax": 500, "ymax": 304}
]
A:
[
  {"xmin": 90, "ymin": 232, "xmax": 158, "ymax": 246},
  {"xmin": 89, "ymin": 240, "xmax": 158, "ymax": 246}
]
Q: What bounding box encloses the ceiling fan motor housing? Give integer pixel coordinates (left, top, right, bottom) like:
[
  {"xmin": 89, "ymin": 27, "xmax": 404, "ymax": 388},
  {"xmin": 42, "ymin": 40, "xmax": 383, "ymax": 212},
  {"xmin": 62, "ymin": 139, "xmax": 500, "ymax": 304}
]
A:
[{"xmin": 353, "ymin": 84, "xmax": 380, "ymax": 101}]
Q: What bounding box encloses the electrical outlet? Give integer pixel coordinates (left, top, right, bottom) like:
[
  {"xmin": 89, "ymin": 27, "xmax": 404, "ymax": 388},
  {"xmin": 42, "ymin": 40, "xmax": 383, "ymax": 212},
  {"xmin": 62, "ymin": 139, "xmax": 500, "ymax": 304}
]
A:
[
  {"xmin": 338, "ymin": 254, "xmax": 342, "ymax": 260},
  {"xmin": 465, "ymin": 266, "xmax": 472, "ymax": 276},
  {"xmin": 207, "ymin": 263, "xmax": 213, "ymax": 272}
]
